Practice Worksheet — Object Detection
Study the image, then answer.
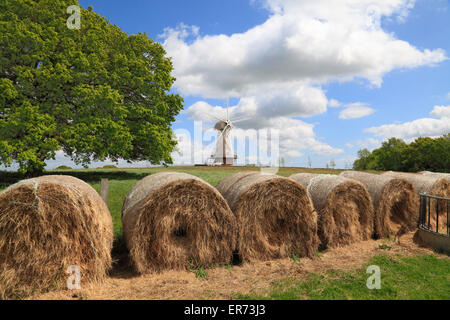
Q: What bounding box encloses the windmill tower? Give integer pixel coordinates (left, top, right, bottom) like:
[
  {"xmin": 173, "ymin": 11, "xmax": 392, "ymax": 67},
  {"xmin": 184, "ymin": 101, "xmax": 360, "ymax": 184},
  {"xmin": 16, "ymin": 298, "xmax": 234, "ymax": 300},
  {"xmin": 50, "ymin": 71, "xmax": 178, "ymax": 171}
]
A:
[
  {"xmin": 206, "ymin": 99, "xmax": 250, "ymax": 166},
  {"xmin": 212, "ymin": 99, "xmax": 235, "ymax": 166},
  {"xmin": 213, "ymin": 122, "xmax": 234, "ymax": 166}
]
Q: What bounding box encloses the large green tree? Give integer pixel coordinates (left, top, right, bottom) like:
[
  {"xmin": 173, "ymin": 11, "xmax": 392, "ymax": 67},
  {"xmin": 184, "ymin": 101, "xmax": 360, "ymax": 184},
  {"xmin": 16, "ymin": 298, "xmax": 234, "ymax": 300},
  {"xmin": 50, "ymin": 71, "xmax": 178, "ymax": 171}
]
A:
[
  {"xmin": 403, "ymin": 136, "xmax": 450, "ymax": 172},
  {"xmin": 0, "ymin": 0, "xmax": 183, "ymax": 175},
  {"xmin": 372, "ymin": 138, "xmax": 407, "ymax": 171}
]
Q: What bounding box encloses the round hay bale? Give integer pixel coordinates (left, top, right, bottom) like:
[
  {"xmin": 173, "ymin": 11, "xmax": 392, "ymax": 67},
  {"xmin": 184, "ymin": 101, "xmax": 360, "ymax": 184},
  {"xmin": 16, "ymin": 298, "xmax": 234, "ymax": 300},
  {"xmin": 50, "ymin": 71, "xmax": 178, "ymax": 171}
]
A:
[
  {"xmin": 0, "ymin": 175, "xmax": 113, "ymax": 299},
  {"xmin": 382, "ymin": 171, "xmax": 450, "ymax": 233},
  {"xmin": 289, "ymin": 173, "xmax": 374, "ymax": 247},
  {"xmin": 215, "ymin": 172, "xmax": 319, "ymax": 262},
  {"xmin": 340, "ymin": 171, "xmax": 419, "ymax": 238},
  {"xmin": 419, "ymin": 171, "xmax": 450, "ymax": 180},
  {"xmin": 382, "ymin": 171, "xmax": 450, "ymax": 196},
  {"xmin": 122, "ymin": 172, "xmax": 237, "ymax": 274}
]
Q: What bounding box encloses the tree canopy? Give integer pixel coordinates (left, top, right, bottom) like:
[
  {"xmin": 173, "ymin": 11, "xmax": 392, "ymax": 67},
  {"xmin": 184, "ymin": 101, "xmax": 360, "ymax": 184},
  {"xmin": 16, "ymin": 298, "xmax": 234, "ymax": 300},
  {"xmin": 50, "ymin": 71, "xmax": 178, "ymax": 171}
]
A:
[
  {"xmin": 0, "ymin": 0, "xmax": 183, "ymax": 175},
  {"xmin": 353, "ymin": 134, "xmax": 450, "ymax": 172}
]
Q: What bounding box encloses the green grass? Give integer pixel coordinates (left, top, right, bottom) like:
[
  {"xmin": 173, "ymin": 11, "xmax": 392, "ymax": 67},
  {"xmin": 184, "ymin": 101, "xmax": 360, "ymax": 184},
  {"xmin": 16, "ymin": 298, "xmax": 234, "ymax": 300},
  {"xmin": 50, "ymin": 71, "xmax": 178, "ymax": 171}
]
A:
[
  {"xmin": 290, "ymin": 254, "xmax": 302, "ymax": 265},
  {"xmin": 378, "ymin": 244, "xmax": 392, "ymax": 251},
  {"xmin": 190, "ymin": 266, "xmax": 209, "ymax": 280},
  {"xmin": 224, "ymin": 264, "xmax": 233, "ymax": 271},
  {"xmin": 234, "ymin": 254, "xmax": 450, "ymax": 300}
]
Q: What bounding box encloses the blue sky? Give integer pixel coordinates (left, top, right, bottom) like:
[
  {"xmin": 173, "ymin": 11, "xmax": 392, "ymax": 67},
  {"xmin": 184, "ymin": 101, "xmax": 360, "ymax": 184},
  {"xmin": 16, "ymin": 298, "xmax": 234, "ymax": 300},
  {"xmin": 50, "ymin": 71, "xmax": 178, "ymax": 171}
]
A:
[{"xmin": 14, "ymin": 0, "xmax": 450, "ymax": 170}]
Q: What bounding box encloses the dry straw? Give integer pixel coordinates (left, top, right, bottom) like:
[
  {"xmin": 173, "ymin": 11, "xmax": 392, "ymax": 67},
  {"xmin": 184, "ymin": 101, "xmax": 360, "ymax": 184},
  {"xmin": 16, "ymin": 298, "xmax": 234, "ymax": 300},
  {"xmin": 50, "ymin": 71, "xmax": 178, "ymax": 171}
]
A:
[
  {"xmin": 289, "ymin": 173, "xmax": 374, "ymax": 248},
  {"xmin": 382, "ymin": 171, "xmax": 449, "ymax": 233},
  {"xmin": 122, "ymin": 172, "xmax": 237, "ymax": 274},
  {"xmin": 340, "ymin": 171, "xmax": 419, "ymax": 238},
  {"xmin": 419, "ymin": 171, "xmax": 450, "ymax": 180},
  {"xmin": 215, "ymin": 172, "xmax": 319, "ymax": 262},
  {"xmin": 0, "ymin": 175, "xmax": 113, "ymax": 299}
]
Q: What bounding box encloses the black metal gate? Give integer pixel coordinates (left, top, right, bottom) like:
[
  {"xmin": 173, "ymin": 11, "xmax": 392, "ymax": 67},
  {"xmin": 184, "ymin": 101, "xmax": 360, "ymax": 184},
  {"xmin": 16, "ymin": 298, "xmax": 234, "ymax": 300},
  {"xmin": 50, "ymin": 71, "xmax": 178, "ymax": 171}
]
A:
[{"xmin": 419, "ymin": 194, "xmax": 449, "ymax": 236}]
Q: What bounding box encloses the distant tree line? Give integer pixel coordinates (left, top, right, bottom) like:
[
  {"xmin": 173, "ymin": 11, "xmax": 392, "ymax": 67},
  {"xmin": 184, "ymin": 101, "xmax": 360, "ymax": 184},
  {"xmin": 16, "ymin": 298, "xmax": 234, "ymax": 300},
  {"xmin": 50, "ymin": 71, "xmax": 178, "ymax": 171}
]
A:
[{"xmin": 353, "ymin": 134, "xmax": 450, "ymax": 173}]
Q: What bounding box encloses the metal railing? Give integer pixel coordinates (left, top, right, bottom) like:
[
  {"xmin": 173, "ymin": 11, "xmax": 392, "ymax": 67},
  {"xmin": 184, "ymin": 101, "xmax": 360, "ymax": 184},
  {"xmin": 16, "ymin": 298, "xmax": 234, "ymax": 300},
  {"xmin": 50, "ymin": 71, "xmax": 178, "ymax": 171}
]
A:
[{"xmin": 419, "ymin": 194, "xmax": 449, "ymax": 236}]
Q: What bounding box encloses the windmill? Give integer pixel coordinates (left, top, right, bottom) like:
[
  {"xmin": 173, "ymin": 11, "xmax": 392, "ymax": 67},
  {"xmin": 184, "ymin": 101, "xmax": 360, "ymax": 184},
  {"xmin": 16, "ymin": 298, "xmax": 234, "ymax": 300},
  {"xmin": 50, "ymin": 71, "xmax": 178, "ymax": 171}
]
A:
[{"xmin": 207, "ymin": 99, "xmax": 248, "ymax": 166}]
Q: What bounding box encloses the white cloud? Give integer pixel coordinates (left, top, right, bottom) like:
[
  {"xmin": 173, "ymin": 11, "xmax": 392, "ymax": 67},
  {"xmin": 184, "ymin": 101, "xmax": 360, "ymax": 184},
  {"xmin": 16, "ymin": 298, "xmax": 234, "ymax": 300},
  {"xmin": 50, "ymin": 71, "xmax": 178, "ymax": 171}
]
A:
[
  {"xmin": 162, "ymin": 0, "xmax": 446, "ymax": 161},
  {"xmin": 430, "ymin": 105, "xmax": 450, "ymax": 118},
  {"xmin": 172, "ymin": 130, "xmax": 215, "ymax": 165},
  {"xmin": 285, "ymin": 150, "xmax": 303, "ymax": 158},
  {"xmin": 329, "ymin": 99, "xmax": 342, "ymax": 108},
  {"xmin": 335, "ymin": 155, "xmax": 359, "ymax": 169},
  {"xmin": 185, "ymin": 101, "xmax": 343, "ymax": 157},
  {"xmin": 163, "ymin": 0, "xmax": 446, "ymax": 99},
  {"xmin": 182, "ymin": 101, "xmax": 230, "ymax": 122},
  {"xmin": 358, "ymin": 138, "xmax": 381, "ymax": 148},
  {"xmin": 345, "ymin": 137, "xmax": 380, "ymax": 149},
  {"xmin": 366, "ymin": 105, "xmax": 450, "ymax": 140},
  {"xmin": 41, "ymin": 150, "xmax": 152, "ymax": 170},
  {"xmin": 339, "ymin": 103, "xmax": 375, "ymax": 119},
  {"xmin": 184, "ymin": 84, "xmax": 328, "ymax": 122}
]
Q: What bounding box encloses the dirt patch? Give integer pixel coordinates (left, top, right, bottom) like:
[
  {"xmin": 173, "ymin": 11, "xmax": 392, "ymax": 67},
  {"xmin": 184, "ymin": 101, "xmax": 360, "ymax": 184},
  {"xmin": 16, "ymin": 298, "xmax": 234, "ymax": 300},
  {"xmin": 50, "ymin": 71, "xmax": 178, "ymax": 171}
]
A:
[{"xmin": 28, "ymin": 232, "xmax": 448, "ymax": 300}]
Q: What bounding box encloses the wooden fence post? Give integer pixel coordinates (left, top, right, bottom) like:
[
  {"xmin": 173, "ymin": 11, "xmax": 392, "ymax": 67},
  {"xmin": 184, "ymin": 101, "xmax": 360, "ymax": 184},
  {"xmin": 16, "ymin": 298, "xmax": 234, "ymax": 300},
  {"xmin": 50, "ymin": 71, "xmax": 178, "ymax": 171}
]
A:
[{"xmin": 100, "ymin": 178, "xmax": 109, "ymax": 204}]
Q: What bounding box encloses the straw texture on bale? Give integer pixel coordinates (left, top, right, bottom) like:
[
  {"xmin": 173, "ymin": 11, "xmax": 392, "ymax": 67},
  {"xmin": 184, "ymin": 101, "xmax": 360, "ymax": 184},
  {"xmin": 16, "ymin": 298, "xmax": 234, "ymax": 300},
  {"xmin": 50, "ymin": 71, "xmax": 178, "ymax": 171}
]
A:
[
  {"xmin": 419, "ymin": 171, "xmax": 450, "ymax": 180},
  {"xmin": 289, "ymin": 174, "xmax": 374, "ymax": 247},
  {"xmin": 340, "ymin": 171, "xmax": 419, "ymax": 238},
  {"xmin": 383, "ymin": 171, "xmax": 450, "ymax": 196},
  {"xmin": 382, "ymin": 171, "xmax": 449, "ymax": 233},
  {"xmin": 0, "ymin": 175, "xmax": 113, "ymax": 299},
  {"xmin": 122, "ymin": 172, "xmax": 237, "ymax": 274},
  {"xmin": 215, "ymin": 172, "xmax": 319, "ymax": 262}
]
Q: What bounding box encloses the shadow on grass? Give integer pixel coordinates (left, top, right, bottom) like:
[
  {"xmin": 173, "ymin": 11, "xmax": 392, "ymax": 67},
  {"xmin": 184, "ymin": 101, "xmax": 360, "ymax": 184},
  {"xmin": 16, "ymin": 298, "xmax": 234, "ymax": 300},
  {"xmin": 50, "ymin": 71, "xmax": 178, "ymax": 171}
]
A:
[{"xmin": 0, "ymin": 170, "xmax": 151, "ymax": 189}]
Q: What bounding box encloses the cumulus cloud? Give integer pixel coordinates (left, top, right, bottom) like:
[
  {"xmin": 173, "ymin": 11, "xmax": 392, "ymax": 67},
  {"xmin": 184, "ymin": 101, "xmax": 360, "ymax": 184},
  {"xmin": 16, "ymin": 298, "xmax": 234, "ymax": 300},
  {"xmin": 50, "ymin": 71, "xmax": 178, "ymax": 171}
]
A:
[
  {"xmin": 185, "ymin": 91, "xmax": 328, "ymax": 124},
  {"xmin": 185, "ymin": 101, "xmax": 344, "ymax": 157},
  {"xmin": 335, "ymin": 155, "xmax": 359, "ymax": 169},
  {"xmin": 163, "ymin": 0, "xmax": 445, "ymax": 99},
  {"xmin": 162, "ymin": 0, "xmax": 446, "ymax": 160},
  {"xmin": 339, "ymin": 103, "xmax": 376, "ymax": 119},
  {"xmin": 39, "ymin": 150, "xmax": 152, "ymax": 170},
  {"xmin": 329, "ymin": 99, "xmax": 342, "ymax": 108},
  {"xmin": 285, "ymin": 150, "xmax": 303, "ymax": 158},
  {"xmin": 366, "ymin": 105, "xmax": 450, "ymax": 140},
  {"xmin": 358, "ymin": 138, "xmax": 381, "ymax": 148},
  {"xmin": 346, "ymin": 138, "xmax": 380, "ymax": 150},
  {"xmin": 430, "ymin": 105, "xmax": 450, "ymax": 118},
  {"xmin": 172, "ymin": 129, "xmax": 215, "ymax": 165},
  {"xmin": 345, "ymin": 138, "xmax": 381, "ymax": 150}
]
